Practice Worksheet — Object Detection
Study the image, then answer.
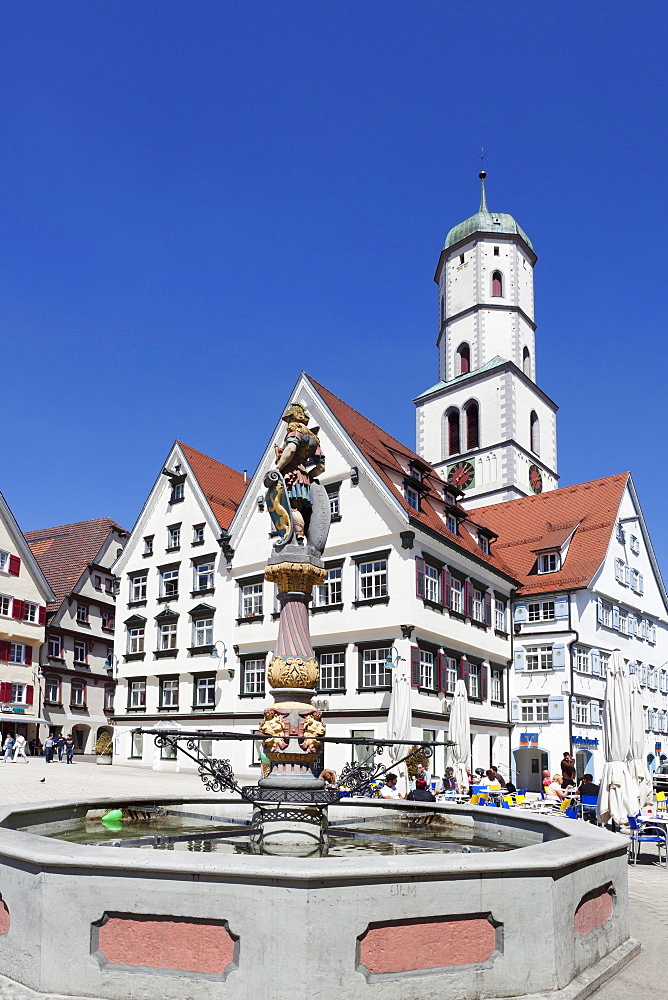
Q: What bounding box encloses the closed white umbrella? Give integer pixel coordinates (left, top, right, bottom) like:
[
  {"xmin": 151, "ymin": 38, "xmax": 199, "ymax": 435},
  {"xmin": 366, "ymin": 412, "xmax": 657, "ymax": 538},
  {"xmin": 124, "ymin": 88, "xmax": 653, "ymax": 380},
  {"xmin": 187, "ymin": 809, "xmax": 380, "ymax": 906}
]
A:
[
  {"xmin": 598, "ymin": 650, "xmax": 639, "ymax": 825},
  {"xmin": 387, "ymin": 653, "xmax": 412, "ymax": 797},
  {"xmin": 450, "ymin": 678, "xmax": 471, "ymax": 794},
  {"xmin": 629, "ymin": 672, "xmax": 653, "ymax": 808}
]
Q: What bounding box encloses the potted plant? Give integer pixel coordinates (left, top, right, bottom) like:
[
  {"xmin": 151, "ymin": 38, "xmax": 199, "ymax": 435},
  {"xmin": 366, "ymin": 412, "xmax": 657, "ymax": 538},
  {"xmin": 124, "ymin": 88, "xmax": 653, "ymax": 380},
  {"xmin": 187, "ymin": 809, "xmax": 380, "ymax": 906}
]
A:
[{"xmin": 94, "ymin": 733, "xmax": 113, "ymax": 765}]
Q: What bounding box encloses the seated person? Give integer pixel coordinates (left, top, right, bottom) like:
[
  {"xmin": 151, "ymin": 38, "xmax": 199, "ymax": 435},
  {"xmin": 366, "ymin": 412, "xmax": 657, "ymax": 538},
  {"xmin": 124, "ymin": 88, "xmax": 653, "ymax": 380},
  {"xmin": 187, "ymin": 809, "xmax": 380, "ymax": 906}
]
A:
[
  {"xmin": 490, "ymin": 766, "xmax": 506, "ymax": 788},
  {"xmin": 485, "ymin": 769, "xmax": 501, "ymax": 789},
  {"xmin": 576, "ymin": 773, "xmax": 600, "ymax": 798},
  {"xmin": 541, "ymin": 769, "xmax": 552, "ymax": 790},
  {"xmin": 407, "ymin": 778, "xmax": 436, "ymax": 803},
  {"xmin": 379, "ymin": 773, "xmax": 404, "ymax": 800},
  {"xmin": 440, "ymin": 767, "xmax": 458, "ymax": 792},
  {"xmin": 545, "ymin": 774, "xmax": 567, "ymax": 801},
  {"xmin": 318, "ymin": 769, "xmax": 338, "ymax": 789}
]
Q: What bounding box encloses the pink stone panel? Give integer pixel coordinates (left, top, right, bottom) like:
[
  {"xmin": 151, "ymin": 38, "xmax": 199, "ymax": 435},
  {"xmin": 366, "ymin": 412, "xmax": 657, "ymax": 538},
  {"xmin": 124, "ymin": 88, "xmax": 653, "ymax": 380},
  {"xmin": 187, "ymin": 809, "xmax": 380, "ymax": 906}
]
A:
[
  {"xmin": 97, "ymin": 917, "xmax": 234, "ymax": 974},
  {"xmin": 359, "ymin": 917, "xmax": 496, "ymax": 974},
  {"xmin": 0, "ymin": 898, "xmax": 9, "ymax": 935},
  {"xmin": 574, "ymin": 888, "xmax": 613, "ymax": 937}
]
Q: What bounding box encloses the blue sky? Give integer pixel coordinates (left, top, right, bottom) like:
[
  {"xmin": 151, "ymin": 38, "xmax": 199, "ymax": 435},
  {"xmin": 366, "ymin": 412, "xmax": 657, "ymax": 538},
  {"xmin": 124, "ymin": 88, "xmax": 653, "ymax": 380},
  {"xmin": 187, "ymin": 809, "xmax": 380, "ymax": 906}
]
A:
[{"xmin": 2, "ymin": 3, "xmax": 667, "ymax": 571}]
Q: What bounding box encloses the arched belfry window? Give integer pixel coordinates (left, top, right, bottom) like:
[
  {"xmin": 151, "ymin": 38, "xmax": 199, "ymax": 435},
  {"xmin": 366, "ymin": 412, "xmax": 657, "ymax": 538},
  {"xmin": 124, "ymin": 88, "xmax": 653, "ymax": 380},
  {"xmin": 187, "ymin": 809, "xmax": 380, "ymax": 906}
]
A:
[
  {"xmin": 530, "ymin": 411, "xmax": 540, "ymax": 455},
  {"xmin": 492, "ymin": 270, "xmax": 503, "ymax": 297},
  {"xmin": 457, "ymin": 342, "xmax": 470, "ymax": 375},
  {"xmin": 523, "ymin": 346, "xmax": 531, "ymax": 376},
  {"xmin": 464, "ymin": 401, "xmax": 479, "ymax": 451},
  {"xmin": 440, "ymin": 297, "xmax": 445, "ymax": 322},
  {"xmin": 447, "ymin": 409, "xmax": 460, "ymax": 456}
]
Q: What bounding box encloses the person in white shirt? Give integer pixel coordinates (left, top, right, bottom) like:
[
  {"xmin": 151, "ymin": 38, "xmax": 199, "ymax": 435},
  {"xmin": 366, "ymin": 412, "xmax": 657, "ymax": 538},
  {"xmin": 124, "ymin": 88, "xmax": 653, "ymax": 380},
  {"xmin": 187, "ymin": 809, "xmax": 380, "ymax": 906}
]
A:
[
  {"xmin": 14, "ymin": 734, "xmax": 28, "ymax": 763},
  {"xmin": 379, "ymin": 773, "xmax": 404, "ymax": 800}
]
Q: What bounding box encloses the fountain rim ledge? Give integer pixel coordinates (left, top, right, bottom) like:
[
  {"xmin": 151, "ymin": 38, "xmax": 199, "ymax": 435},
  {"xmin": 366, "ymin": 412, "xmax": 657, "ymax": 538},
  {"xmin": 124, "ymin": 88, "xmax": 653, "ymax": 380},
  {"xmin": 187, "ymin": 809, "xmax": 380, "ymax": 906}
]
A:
[{"xmin": 0, "ymin": 795, "xmax": 629, "ymax": 882}]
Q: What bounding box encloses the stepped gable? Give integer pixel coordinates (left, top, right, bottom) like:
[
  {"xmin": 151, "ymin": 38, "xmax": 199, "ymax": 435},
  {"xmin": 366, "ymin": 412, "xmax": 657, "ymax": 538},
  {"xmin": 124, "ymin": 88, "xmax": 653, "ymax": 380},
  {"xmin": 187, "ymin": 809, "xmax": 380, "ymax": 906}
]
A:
[
  {"xmin": 474, "ymin": 473, "xmax": 630, "ymax": 595},
  {"xmin": 25, "ymin": 517, "xmax": 126, "ymax": 608},
  {"xmin": 178, "ymin": 442, "xmax": 248, "ymax": 530},
  {"xmin": 306, "ymin": 374, "xmax": 516, "ymax": 580}
]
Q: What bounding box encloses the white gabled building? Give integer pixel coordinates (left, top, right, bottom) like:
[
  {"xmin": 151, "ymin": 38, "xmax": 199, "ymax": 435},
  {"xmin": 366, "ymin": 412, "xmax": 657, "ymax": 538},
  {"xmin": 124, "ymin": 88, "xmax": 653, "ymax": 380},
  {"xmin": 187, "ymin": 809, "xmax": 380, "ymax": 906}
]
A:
[{"xmin": 476, "ymin": 473, "xmax": 668, "ymax": 790}]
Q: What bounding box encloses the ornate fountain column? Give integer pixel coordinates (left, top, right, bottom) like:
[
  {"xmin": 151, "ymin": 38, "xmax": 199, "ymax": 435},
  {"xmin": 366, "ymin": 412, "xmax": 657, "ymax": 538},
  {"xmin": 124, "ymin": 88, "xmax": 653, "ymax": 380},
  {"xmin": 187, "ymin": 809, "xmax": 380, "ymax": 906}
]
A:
[{"xmin": 249, "ymin": 404, "xmax": 334, "ymax": 851}]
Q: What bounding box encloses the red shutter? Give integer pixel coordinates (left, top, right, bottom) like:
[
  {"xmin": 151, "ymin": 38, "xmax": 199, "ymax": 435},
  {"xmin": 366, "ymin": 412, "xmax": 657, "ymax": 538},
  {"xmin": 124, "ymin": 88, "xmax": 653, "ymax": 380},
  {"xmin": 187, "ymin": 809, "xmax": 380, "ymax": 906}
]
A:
[
  {"xmin": 415, "ymin": 558, "xmax": 425, "ymax": 598},
  {"xmin": 480, "ymin": 663, "xmax": 488, "ymax": 701},
  {"xmin": 38, "ymin": 606, "xmax": 47, "ymax": 626},
  {"xmin": 8, "ymin": 556, "xmax": 20, "ymax": 576},
  {"xmin": 459, "ymin": 656, "xmax": 470, "ymax": 694},
  {"xmin": 0, "ymin": 682, "xmax": 11, "ymax": 702},
  {"xmin": 25, "ymin": 685, "xmax": 33, "ymax": 705},
  {"xmin": 442, "ymin": 569, "xmax": 452, "ymax": 609},
  {"xmin": 484, "ymin": 592, "xmax": 492, "ymax": 627},
  {"xmin": 12, "ymin": 599, "xmax": 24, "ymax": 621},
  {"xmin": 0, "ymin": 642, "xmax": 9, "ymax": 663},
  {"xmin": 23, "ymin": 645, "xmax": 32, "ymax": 667},
  {"xmin": 410, "ymin": 646, "xmax": 421, "ymax": 688},
  {"xmin": 437, "ymin": 652, "xmax": 445, "ymax": 692},
  {"xmin": 463, "ymin": 581, "xmax": 473, "ymax": 618}
]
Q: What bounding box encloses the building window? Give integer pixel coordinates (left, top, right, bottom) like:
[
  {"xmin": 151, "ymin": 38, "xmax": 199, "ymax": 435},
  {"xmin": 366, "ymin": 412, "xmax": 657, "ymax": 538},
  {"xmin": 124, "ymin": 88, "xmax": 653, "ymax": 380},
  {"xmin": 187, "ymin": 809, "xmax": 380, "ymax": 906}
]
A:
[
  {"xmin": 167, "ymin": 526, "xmax": 181, "ymax": 550},
  {"xmin": 599, "ymin": 601, "xmax": 612, "ymax": 627},
  {"xmin": 530, "ymin": 411, "xmax": 540, "ymax": 455},
  {"xmin": 523, "ymin": 346, "xmax": 531, "ymax": 375},
  {"xmin": 318, "ymin": 650, "xmax": 346, "ymax": 692},
  {"xmin": 472, "ymin": 588, "xmax": 484, "ymax": 622},
  {"xmin": 357, "ymin": 559, "xmax": 388, "ymax": 601},
  {"xmin": 48, "ymin": 634, "xmax": 62, "ymax": 658},
  {"xmin": 160, "ymin": 622, "xmax": 178, "ymax": 650},
  {"xmin": 240, "ymin": 581, "xmax": 263, "ymax": 617},
  {"xmin": 71, "ymin": 681, "xmax": 86, "ymax": 708},
  {"xmin": 528, "ymin": 600, "xmax": 555, "ymax": 622},
  {"xmin": 314, "ymin": 566, "xmax": 342, "ymax": 608},
  {"xmin": 104, "ymin": 686, "xmax": 115, "ymax": 711},
  {"xmin": 194, "ymin": 561, "xmax": 214, "ymax": 592},
  {"xmin": 575, "ymin": 647, "xmax": 590, "ymax": 673},
  {"xmin": 457, "ymin": 343, "xmax": 470, "ymax": 375},
  {"xmin": 419, "ymin": 648, "xmax": 435, "ymax": 690},
  {"xmin": 446, "ymin": 514, "xmax": 458, "ymax": 534},
  {"xmin": 241, "ymin": 657, "xmax": 265, "ymax": 696},
  {"xmin": 130, "ymin": 574, "xmax": 147, "ymax": 602},
  {"xmin": 450, "ymin": 577, "xmax": 463, "ymax": 614},
  {"xmin": 360, "ymin": 646, "xmax": 392, "ymax": 689},
  {"xmin": 600, "ymin": 651, "xmax": 611, "ymax": 676},
  {"xmin": 93, "ymin": 575, "xmax": 102, "ymax": 590},
  {"xmin": 160, "ymin": 567, "xmax": 179, "ymax": 598},
  {"xmin": 491, "ymin": 270, "xmax": 503, "ymax": 297},
  {"xmin": 491, "ymin": 668, "xmax": 503, "ymax": 704},
  {"xmin": 478, "ymin": 534, "xmax": 490, "ymax": 555},
  {"xmin": 76, "ymin": 603, "xmax": 88, "ymax": 624},
  {"xmin": 101, "ymin": 611, "xmax": 114, "ymax": 631},
  {"xmin": 194, "ymin": 675, "xmax": 216, "ymax": 707},
  {"xmin": 0, "ymin": 551, "xmax": 7, "ymax": 573},
  {"xmin": 537, "ymin": 552, "xmax": 559, "ymax": 574},
  {"xmin": 494, "ymin": 599, "xmax": 507, "ymax": 632},
  {"xmin": 618, "ymin": 610, "xmax": 628, "ymax": 634},
  {"xmin": 193, "ymin": 524, "xmax": 205, "ymax": 544},
  {"xmin": 128, "ymin": 627, "xmax": 145, "ymax": 654},
  {"xmin": 493, "ymin": 246, "xmax": 499, "ymax": 256},
  {"xmin": 405, "ymin": 485, "xmax": 420, "ymax": 510},
  {"xmin": 468, "ymin": 662, "xmax": 481, "ymax": 699},
  {"xmin": 74, "ymin": 641, "xmax": 87, "ymax": 663},
  {"xmin": 0, "ymin": 595, "xmax": 10, "ymax": 617},
  {"xmin": 444, "ymin": 656, "xmax": 457, "ymax": 694},
  {"xmin": 526, "ymin": 645, "xmax": 553, "ymax": 671},
  {"xmin": 160, "ymin": 677, "xmax": 179, "ymax": 708},
  {"xmin": 105, "ymin": 578, "xmax": 114, "ymax": 594},
  {"xmin": 170, "ymin": 482, "xmax": 185, "ymax": 503},
  {"xmin": 45, "ymin": 677, "xmax": 61, "ymax": 703},
  {"xmin": 521, "ymin": 697, "xmax": 549, "ymax": 723},
  {"xmin": 9, "ymin": 643, "xmax": 26, "ymax": 664},
  {"xmin": 192, "ymin": 618, "xmax": 213, "ymax": 647},
  {"xmin": 326, "ymin": 485, "xmax": 341, "ymax": 519},
  {"xmin": 630, "ymin": 535, "xmax": 640, "ymax": 555},
  {"xmin": 447, "ymin": 409, "xmax": 460, "ymax": 456},
  {"xmin": 143, "ymin": 536, "xmax": 154, "ymax": 556},
  {"xmin": 129, "ymin": 680, "xmax": 146, "ymax": 708},
  {"xmin": 130, "ymin": 731, "xmax": 143, "ymax": 758},
  {"xmin": 464, "ymin": 401, "xmax": 479, "ymax": 450},
  {"xmin": 573, "ymin": 698, "xmax": 590, "ymax": 725}
]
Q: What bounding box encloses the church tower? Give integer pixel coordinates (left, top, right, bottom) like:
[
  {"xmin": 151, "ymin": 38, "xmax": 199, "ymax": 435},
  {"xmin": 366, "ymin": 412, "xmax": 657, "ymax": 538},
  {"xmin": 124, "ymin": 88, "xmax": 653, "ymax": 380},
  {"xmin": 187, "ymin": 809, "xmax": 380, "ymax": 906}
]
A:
[{"xmin": 414, "ymin": 172, "xmax": 559, "ymax": 509}]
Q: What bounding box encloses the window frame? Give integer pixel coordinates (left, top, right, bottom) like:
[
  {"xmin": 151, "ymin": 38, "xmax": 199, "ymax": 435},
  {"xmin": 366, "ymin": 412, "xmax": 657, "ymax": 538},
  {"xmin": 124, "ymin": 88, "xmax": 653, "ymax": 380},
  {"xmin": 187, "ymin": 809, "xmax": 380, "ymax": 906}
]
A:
[
  {"xmin": 357, "ymin": 643, "xmax": 392, "ymax": 692},
  {"xmin": 240, "ymin": 656, "xmax": 266, "ymax": 697},
  {"xmin": 316, "ymin": 647, "xmax": 346, "ymax": 693}
]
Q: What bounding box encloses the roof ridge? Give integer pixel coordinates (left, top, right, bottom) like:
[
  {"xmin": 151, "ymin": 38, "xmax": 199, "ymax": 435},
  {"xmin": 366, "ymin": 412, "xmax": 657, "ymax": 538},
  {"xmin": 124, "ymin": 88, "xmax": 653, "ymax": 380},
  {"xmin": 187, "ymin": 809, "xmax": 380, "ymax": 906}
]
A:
[
  {"xmin": 24, "ymin": 516, "xmax": 123, "ymax": 537},
  {"xmin": 178, "ymin": 440, "xmax": 244, "ymax": 477}
]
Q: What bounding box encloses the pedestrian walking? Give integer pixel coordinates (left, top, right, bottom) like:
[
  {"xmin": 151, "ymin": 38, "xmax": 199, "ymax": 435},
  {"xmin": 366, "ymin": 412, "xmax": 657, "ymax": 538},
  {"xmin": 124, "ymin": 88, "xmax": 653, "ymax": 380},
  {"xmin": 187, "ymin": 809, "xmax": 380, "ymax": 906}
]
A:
[
  {"xmin": 55, "ymin": 734, "xmax": 65, "ymax": 762},
  {"xmin": 65, "ymin": 734, "xmax": 75, "ymax": 763},
  {"xmin": 14, "ymin": 734, "xmax": 29, "ymax": 763},
  {"xmin": 3, "ymin": 735, "xmax": 16, "ymax": 763},
  {"xmin": 43, "ymin": 734, "xmax": 55, "ymax": 763}
]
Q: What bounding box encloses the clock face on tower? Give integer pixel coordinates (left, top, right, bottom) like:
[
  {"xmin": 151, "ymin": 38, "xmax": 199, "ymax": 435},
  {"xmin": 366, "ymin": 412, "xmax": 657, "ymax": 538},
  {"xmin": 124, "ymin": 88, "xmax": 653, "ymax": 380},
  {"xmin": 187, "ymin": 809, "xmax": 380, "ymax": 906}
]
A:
[
  {"xmin": 528, "ymin": 463, "xmax": 543, "ymax": 494},
  {"xmin": 447, "ymin": 460, "xmax": 475, "ymax": 491}
]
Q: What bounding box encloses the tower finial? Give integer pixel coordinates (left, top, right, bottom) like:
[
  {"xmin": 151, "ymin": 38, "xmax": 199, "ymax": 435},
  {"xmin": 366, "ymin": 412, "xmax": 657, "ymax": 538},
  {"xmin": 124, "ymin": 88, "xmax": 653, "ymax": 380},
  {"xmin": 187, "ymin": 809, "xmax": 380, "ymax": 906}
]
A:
[{"xmin": 478, "ymin": 147, "xmax": 488, "ymax": 212}]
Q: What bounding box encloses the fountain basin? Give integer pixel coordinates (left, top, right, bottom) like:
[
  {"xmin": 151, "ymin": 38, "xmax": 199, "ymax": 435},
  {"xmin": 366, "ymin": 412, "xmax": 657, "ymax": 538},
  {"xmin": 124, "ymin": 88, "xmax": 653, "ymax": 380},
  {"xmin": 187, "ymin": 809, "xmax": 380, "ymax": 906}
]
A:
[{"xmin": 0, "ymin": 796, "xmax": 637, "ymax": 1000}]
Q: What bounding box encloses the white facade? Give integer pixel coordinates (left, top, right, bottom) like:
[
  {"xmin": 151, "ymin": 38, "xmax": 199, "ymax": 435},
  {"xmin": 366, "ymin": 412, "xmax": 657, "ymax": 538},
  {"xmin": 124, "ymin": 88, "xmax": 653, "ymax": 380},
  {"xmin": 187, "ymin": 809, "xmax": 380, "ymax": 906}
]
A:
[{"xmin": 510, "ymin": 480, "xmax": 668, "ymax": 790}]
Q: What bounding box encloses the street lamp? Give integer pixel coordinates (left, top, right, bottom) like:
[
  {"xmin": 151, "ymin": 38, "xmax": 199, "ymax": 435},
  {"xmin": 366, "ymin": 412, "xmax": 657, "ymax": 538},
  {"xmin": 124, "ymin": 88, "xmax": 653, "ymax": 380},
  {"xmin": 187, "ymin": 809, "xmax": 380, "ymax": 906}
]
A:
[
  {"xmin": 384, "ymin": 645, "xmax": 405, "ymax": 670},
  {"xmin": 210, "ymin": 641, "xmax": 234, "ymax": 678}
]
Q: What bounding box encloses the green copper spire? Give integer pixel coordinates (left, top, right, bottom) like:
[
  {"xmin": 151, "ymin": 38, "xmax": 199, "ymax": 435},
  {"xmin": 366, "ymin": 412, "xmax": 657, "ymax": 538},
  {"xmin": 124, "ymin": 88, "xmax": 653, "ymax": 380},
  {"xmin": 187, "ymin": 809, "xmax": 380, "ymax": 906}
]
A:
[
  {"xmin": 443, "ymin": 172, "xmax": 533, "ymax": 251},
  {"xmin": 479, "ymin": 170, "xmax": 488, "ymax": 212}
]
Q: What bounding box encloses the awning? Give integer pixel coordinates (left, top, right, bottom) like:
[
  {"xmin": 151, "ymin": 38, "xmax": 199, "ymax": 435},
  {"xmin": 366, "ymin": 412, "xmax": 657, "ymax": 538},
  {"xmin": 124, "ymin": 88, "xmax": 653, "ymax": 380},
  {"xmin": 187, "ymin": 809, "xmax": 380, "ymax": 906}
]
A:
[{"xmin": 0, "ymin": 713, "xmax": 51, "ymax": 725}]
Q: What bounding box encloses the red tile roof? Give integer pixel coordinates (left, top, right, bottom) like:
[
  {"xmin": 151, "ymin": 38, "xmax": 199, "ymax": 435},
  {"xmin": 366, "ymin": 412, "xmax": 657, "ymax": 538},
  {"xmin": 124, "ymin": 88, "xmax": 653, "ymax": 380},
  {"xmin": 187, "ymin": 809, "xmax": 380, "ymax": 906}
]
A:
[
  {"xmin": 178, "ymin": 442, "xmax": 248, "ymax": 530},
  {"xmin": 25, "ymin": 517, "xmax": 126, "ymax": 608},
  {"xmin": 474, "ymin": 474, "xmax": 629, "ymax": 595},
  {"xmin": 305, "ymin": 375, "xmax": 517, "ymax": 579}
]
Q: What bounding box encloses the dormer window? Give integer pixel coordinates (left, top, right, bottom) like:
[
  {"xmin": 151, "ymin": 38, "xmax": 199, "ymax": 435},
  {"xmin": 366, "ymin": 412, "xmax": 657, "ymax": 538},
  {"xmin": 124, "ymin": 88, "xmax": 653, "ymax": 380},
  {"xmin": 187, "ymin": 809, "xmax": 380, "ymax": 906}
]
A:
[
  {"xmin": 405, "ymin": 486, "xmax": 420, "ymax": 511},
  {"xmin": 478, "ymin": 534, "xmax": 490, "ymax": 555},
  {"xmin": 170, "ymin": 482, "xmax": 185, "ymax": 503},
  {"xmin": 538, "ymin": 552, "xmax": 560, "ymax": 574}
]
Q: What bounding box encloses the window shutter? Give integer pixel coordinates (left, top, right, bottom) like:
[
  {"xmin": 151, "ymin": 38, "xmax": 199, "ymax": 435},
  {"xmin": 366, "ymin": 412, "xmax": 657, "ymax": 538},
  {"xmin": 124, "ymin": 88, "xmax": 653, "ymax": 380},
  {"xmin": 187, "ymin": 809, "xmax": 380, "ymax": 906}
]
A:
[
  {"xmin": 23, "ymin": 645, "xmax": 32, "ymax": 667},
  {"xmin": 437, "ymin": 652, "xmax": 445, "ymax": 692},
  {"xmin": 0, "ymin": 682, "xmax": 11, "ymax": 702},
  {"xmin": 484, "ymin": 593, "xmax": 492, "ymax": 627},
  {"xmin": 552, "ymin": 643, "xmax": 566, "ymax": 670},
  {"xmin": 612, "ymin": 606, "xmax": 620, "ymax": 630},
  {"xmin": 625, "ymin": 564, "xmax": 631, "ymax": 586},
  {"xmin": 38, "ymin": 606, "xmax": 46, "ymax": 626},
  {"xmin": 548, "ymin": 695, "xmax": 564, "ymax": 722},
  {"xmin": 12, "ymin": 599, "xmax": 24, "ymax": 621},
  {"xmin": 639, "ymin": 574, "xmax": 644, "ymax": 595},
  {"xmin": 642, "ymin": 664, "xmax": 648, "ymax": 686},
  {"xmin": 591, "ymin": 649, "xmax": 601, "ymax": 675},
  {"xmin": 442, "ymin": 569, "xmax": 452, "ymax": 609},
  {"xmin": 513, "ymin": 602, "xmax": 528, "ymax": 624},
  {"xmin": 415, "ymin": 558, "xmax": 425, "ymax": 599},
  {"xmin": 25, "ymin": 685, "xmax": 33, "ymax": 705},
  {"xmin": 480, "ymin": 663, "xmax": 488, "ymax": 701},
  {"xmin": 554, "ymin": 596, "xmax": 569, "ymax": 619},
  {"xmin": 628, "ymin": 660, "xmax": 636, "ymax": 675},
  {"xmin": 514, "ymin": 647, "xmax": 525, "ymax": 672},
  {"xmin": 629, "ymin": 616, "xmax": 637, "ymax": 637},
  {"xmin": 615, "ymin": 560, "xmax": 622, "ymax": 583},
  {"xmin": 0, "ymin": 643, "xmax": 9, "ymax": 663},
  {"xmin": 8, "ymin": 555, "xmax": 20, "ymax": 576},
  {"xmin": 410, "ymin": 646, "xmax": 421, "ymax": 688},
  {"xmin": 459, "ymin": 656, "xmax": 470, "ymax": 693},
  {"xmin": 464, "ymin": 580, "xmax": 473, "ymax": 618},
  {"xmin": 510, "ymin": 697, "xmax": 520, "ymax": 723},
  {"xmin": 597, "ymin": 600, "xmax": 604, "ymax": 623}
]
